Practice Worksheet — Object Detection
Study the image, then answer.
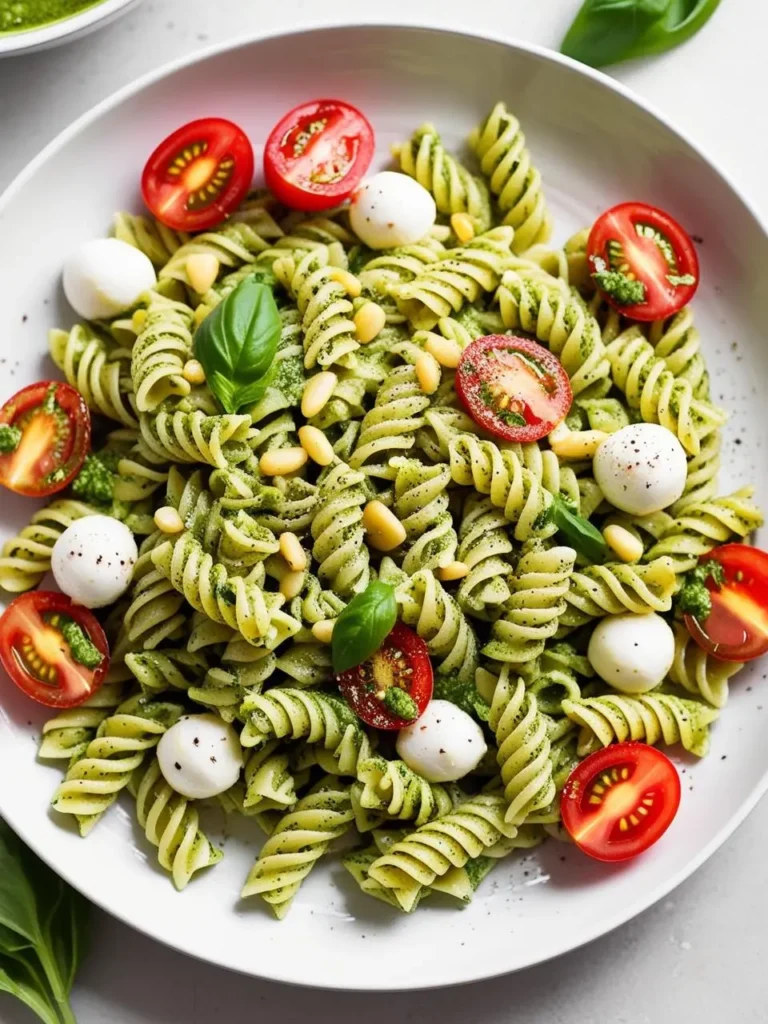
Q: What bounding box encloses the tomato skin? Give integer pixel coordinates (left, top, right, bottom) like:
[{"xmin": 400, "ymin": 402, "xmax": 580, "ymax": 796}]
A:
[
  {"xmin": 264, "ymin": 99, "xmax": 375, "ymax": 212},
  {"xmin": 685, "ymin": 544, "xmax": 768, "ymax": 663},
  {"xmin": 0, "ymin": 592, "xmax": 109, "ymax": 709},
  {"xmin": 141, "ymin": 118, "xmax": 254, "ymax": 231},
  {"xmin": 587, "ymin": 201, "xmax": 699, "ymax": 322},
  {"xmin": 0, "ymin": 381, "xmax": 90, "ymax": 498},
  {"xmin": 561, "ymin": 742, "xmax": 681, "ymax": 863},
  {"xmin": 337, "ymin": 622, "xmax": 433, "ymax": 730},
  {"xmin": 455, "ymin": 335, "xmax": 573, "ymax": 443}
]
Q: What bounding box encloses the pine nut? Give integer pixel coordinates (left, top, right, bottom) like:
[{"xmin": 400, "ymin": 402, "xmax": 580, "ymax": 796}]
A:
[
  {"xmin": 312, "ymin": 619, "xmax": 336, "ymax": 644},
  {"xmin": 186, "ymin": 253, "xmax": 220, "ymax": 293},
  {"xmin": 437, "ymin": 561, "xmax": 470, "ymax": 581},
  {"xmin": 259, "ymin": 447, "xmax": 308, "ymax": 476},
  {"xmin": 280, "ymin": 569, "xmax": 305, "ymax": 600},
  {"xmin": 131, "ymin": 308, "xmax": 147, "ymax": 333},
  {"xmin": 298, "ymin": 425, "xmax": 335, "ymax": 467},
  {"xmin": 451, "ymin": 212, "xmax": 476, "ymax": 243},
  {"xmin": 362, "ymin": 500, "xmax": 407, "ymax": 551},
  {"xmin": 424, "ymin": 333, "xmax": 462, "ymax": 368},
  {"xmin": 154, "ymin": 506, "xmax": 184, "ymax": 534},
  {"xmin": 415, "ymin": 351, "xmax": 441, "ymax": 395},
  {"xmin": 301, "ymin": 372, "xmax": 337, "ymax": 418},
  {"xmin": 354, "ymin": 301, "xmax": 386, "ymax": 344},
  {"xmin": 329, "ymin": 267, "xmax": 362, "ymax": 297},
  {"xmin": 182, "ymin": 359, "xmax": 206, "ymax": 385},
  {"xmin": 193, "ymin": 304, "xmax": 211, "ymax": 327},
  {"xmin": 279, "ymin": 532, "xmax": 307, "ymax": 572},
  {"xmin": 603, "ymin": 524, "xmax": 644, "ymax": 563},
  {"xmin": 550, "ymin": 428, "xmax": 610, "ymax": 460}
]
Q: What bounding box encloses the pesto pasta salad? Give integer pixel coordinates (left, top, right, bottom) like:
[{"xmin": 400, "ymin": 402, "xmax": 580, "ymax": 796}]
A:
[{"xmin": 0, "ymin": 98, "xmax": 764, "ymax": 916}]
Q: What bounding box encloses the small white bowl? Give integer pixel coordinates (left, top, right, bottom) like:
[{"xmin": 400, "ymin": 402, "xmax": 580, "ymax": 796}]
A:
[{"xmin": 0, "ymin": 0, "xmax": 141, "ymax": 57}]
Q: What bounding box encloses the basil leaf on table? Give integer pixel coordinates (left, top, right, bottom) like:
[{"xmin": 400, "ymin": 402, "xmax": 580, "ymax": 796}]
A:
[
  {"xmin": 332, "ymin": 581, "xmax": 398, "ymax": 675},
  {"xmin": 561, "ymin": 0, "xmax": 721, "ymax": 68},
  {"xmin": 193, "ymin": 277, "xmax": 282, "ymax": 414},
  {"xmin": 0, "ymin": 818, "xmax": 89, "ymax": 1024},
  {"xmin": 550, "ymin": 494, "xmax": 608, "ymax": 564}
]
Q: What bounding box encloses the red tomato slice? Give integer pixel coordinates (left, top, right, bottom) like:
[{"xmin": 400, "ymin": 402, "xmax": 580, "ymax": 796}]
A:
[
  {"xmin": 455, "ymin": 335, "xmax": 573, "ymax": 443},
  {"xmin": 264, "ymin": 99, "xmax": 374, "ymax": 212},
  {"xmin": 561, "ymin": 742, "xmax": 681, "ymax": 863},
  {"xmin": 0, "ymin": 592, "xmax": 109, "ymax": 708},
  {"xmin": 587, "ymin": 202, "xmax": 699, "ymax": 322},
  {"xmin": 0, "ymin": 381, "xmax": 90, "ymax": 498},
  {"xmin": 685, "ymin": 544, "xmax": 768, "ymax": 662},
  {"xmin": 337, "ymin": 622, "xmax": 433, "ymax": 730},
  {"xmin": 141, "ymin": 118, "xmax": 254, "ymax": 231}
]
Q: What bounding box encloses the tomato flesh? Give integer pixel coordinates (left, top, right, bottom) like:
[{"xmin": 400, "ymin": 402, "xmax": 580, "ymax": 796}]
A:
[
  {"xmin": 264, "ymin": 99, "xmax": 374, "ymax": 212},
  {"xmin": 141, "ymin": 118, "xmax": 254, "ymax": 231},
  {"xmin": 0, "ymin": 381, "xmax": 90, "ymax": 498},
  {"xmin": 455, "ymin": 335, "xmax": 573, "ymax": 443},
  {"xmin": 685, "ymin": 544, "xmax": 768, "ymax": 662},
  {"xmin": 0, "ymin": 592, "xmax": 109, "ymax": 708},
  {"xmin": 561, "ymin": 742, "xmax": 680, "ymax": 862},
  {"xmin": 587, "ymin": 201, "xmax": 699, "ymax": 322},
  {"xmin": 337, "ymin": 622, "xmax": 433, "ymax": 730}
]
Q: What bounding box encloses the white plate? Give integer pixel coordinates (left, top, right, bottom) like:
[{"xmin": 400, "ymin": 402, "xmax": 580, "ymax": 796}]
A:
[
  {"xmin": 0, "ymin": 24, "xmax": 766, "ymax": 991},
  {"xmin": 0, "ymin": 0, "xmax": 142, "ymax": 56}
]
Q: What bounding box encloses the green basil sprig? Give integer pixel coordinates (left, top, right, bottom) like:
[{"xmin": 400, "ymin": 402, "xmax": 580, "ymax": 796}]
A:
[
  {"xmin": 561, "ymin": 0, "xmax": 721, "ymax": 68},
  {"xmin": 332, "ymin": 581, "xmax": 397, "ymax": 675},
  {"xmin": 550, "ymin": 494, "xmax": 607, "ymax": 564},
  {"xmin": 0, "ymin": 818, "xmax": 89, "ymax": 1024},
  {"xmin": 193, "ymin": 277, "xmax": 281, "ymax": 414}
]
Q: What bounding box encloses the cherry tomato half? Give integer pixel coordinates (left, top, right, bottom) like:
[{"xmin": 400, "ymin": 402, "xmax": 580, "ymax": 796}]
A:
[
  {"xmin": 0, "ymin": 592, "xmax": 109, "ymax": 708},
  {"xmin": 685, "ymin": 544, "xmax": 768, "ymax": 663},
  {"xmin": 455, "ymin": 335, "xmax": 573, "ymax": 443},
  {"xmin": 587, "ymin": 201, "xmax": 699, "ymax": 322},
  {"xmin": 264, "ymin": 99, "xmax": 374, "ymax": 212},
  {"xmin": 0, "ymin": 381, "xmax": 90, "ymax": 498},
  {"xmin": 141, "ymin": 118, "xmax": 254, "ymax": 231},
  {"xmin": 337, "ymin": 622, "xmax": 433, "ymax": 730},
  {"xmin": 561, "ymin": 742, "xmax": 681, "ymax": 863}
]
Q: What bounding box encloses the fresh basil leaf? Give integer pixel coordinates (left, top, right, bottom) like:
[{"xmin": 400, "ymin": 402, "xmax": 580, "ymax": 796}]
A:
[
  {"xmin": 0, "ymin": 821, "xmax": 44, "ymax": 948},
  {"xmin": 0, "ymin": 953, "xmax": 60, "ymax": 1024},
  {"xmin": 332, "ymin": 581, "xmax": 397, "ymax": 675},
  {"xmin": 561, "ymin": 0, "xmax": 720, "ymax": 68},
  {"xmin": 550, "ymin": 494, "xmax": 607, "ymax": 563},
  {"xmin": 194, "ymin": 278, "xmax": 282, "ymax": 415}
]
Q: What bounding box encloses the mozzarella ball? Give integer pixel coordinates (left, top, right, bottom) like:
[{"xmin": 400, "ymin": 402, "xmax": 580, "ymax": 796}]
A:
[
  {"xmin": 63, "ymin": 238, "xmax": 156, "ymax": 320},
  {"xmin": 157, "ymin": 714, "xmax": 243, "ymax": 800},
  {"xmin": 349, "ymin": 171, "xmax": 436, "ymax": 249},
  {"xmin": 52, "ymin": 514, "xmax": 137, "ymax": 608},
  {"xmin": 588, "ymin": 613, "xmax": 675, "ymax": 694},
  {"xmin": 396, "ymin": 699, "xmax": 487, "ymax": 783},
  {"xmin": 593, "ymin": 423, "xmax": 687, "ymax": 515}
]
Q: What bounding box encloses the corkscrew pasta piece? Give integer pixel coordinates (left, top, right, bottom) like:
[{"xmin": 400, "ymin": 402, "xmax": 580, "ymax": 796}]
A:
[
  {"xmin": 0, "ymin": 500, "xmax": 95, "ymax": 594},
  {"xmin": 310, "ymin": 462, "xmax": 371, "ymax": 598},
  {"xmin": 669, "ymin": 621, "xmax": 743, "ymax": 708},
  {"xmin": 455, "ymin": 495, "xmax": 514, "ymax": 617},
  {"xmin": 49, "ymin": 324, "xmax": 138, "ymax": 426},
  {"xmin": 130, "ymin": 294, "xmax": 195, "ymax": 412}
]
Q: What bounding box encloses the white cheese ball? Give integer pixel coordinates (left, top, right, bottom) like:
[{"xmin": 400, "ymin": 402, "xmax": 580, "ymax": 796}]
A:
[
  {"xmin": 349, "ymin": 171, "xmax": 436, "ymax": 249},
  {"xmin": 593, "ymin": 423, "xmax": 687, "ymax": 515},
  {"xmin": 63, "ymin": 238, "xmax": 156, "ymax": 320},
  {"xmin": 157, "ymin": 714, "xmax": 243, "ymax": 800},
  {"xmin": 588, "ymin": 613, "xmax": 675, "ymax": 694},
  {"xmin": 51, "ymin": 514, "xmax": 137, "ymax": 609},
  {"xmin": 396, "ymin": 699, "xmax": 487, "ymax": 783}
]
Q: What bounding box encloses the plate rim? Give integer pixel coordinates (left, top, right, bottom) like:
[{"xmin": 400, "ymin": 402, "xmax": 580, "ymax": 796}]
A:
[{"xmin": 1, "ymin": 19, "xmax": 767, "ymax": 991}]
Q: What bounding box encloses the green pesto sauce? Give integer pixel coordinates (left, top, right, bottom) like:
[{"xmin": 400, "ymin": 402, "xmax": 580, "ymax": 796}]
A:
[
  {"xmin": 0, "ymin": 424, "xmax": 21, "ymax": 453},
  {"xmin": 677, "ymin": 559, "xmax": 726, "ymax": 621},
  {"xmin": 71, "ymin": 453, "xmax": 116, "ymax": 506},
  {"xmin": 60, "ymin": 619, "xmax": 102, "ymax": 669},
  {"xmin": 383, "ymin": 687, "xmax": 418, "ymax": 721},
  {"xmin": 0, "ymin": 0, "xmax": 106, "ymax": 34}
]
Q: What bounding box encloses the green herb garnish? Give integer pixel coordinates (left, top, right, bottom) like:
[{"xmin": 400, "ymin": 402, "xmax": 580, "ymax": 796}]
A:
[
  {"xmin": 677, "ymin": 559, "xmax": 725, "ymax": 621},
  {"xmin": 60, "ymin": 618, "xmax": 103, "ymax": 669},
  {"xmin": 549, "ymin": 494, "xmax": 607, "ymax": 564},
  {"xmin": 194, "ymin": 278, "xmax": 282, "ymax": 415},
  {"xmin": 561, "ymin": 0, "xmax": 721, "ymax": 69},
  {"xmin": 591, "ymin": 256, "xmax": 646, "ymax": 306},
  {"xmin": 331, "ymin": 581, "xmax": 397, "ymax": 675},
  {"xmin": 0, "ymin": 424, "xmax": 21, "ymax": 453},
  {"xmin": 383, "ymin": 687, "xmax": 419, "ymax": 721},
  {"xmin": 71, "ymin": 453, "xmax": 116, "ymax": 506}
]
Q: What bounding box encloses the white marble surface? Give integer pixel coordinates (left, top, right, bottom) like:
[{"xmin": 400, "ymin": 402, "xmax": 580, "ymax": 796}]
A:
[{"xmin": 1, "ymin": 1, "xmax": 767, "ymax": 1020}]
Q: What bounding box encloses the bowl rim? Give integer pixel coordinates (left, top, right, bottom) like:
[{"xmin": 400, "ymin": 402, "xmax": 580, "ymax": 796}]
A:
[
  {"xmin": 1, "ymin": 20, "xmax": 767, "ymax": 989},
  {"xmin": 0, "ymin": 0, "xmax": 140, "ymax": 56}
]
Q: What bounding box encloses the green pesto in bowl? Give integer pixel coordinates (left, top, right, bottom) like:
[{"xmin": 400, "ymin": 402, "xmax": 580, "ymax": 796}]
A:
[{"xmin": 0, "ymin": 0, "xmax": 106, "ymax": 34}]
